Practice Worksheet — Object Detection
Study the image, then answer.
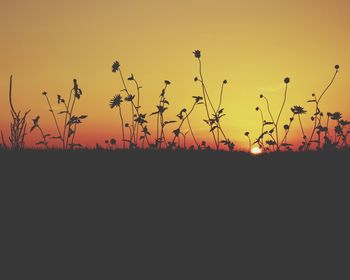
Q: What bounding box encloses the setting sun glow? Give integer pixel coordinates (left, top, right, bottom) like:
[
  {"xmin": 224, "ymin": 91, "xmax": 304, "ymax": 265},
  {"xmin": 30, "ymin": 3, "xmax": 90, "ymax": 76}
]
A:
[{"xmin": 251, "ymin": 147, "xmax": 262, "ymax": 155}]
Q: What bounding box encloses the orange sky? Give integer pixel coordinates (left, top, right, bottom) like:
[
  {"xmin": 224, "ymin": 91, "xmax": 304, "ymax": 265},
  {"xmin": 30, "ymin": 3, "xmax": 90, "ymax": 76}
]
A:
[{"xmin": 1, "ymin": 0, "xmax": 350, "ymax": 150}]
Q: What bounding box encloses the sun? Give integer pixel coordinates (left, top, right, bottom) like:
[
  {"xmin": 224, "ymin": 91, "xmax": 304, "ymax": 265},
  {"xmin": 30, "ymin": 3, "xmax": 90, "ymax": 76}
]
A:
[{"xmin": 251, "ymin": 147, "xmax": 262, "ymax": 155}]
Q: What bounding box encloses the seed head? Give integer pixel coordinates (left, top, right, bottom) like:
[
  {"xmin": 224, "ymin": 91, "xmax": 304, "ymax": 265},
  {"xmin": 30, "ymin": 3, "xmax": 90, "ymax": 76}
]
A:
[
  {"xmin": 193, "ymin": 50, "xmax": 201, "ymax": 59},
  {"xmin": 112, "ymin": 61, "xmax": 120, "ymax": 72}
]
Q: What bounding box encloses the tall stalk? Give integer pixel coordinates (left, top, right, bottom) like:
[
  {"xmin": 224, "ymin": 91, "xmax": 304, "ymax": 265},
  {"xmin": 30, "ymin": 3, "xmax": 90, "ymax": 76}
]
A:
[{"xmin": 194, "ymin": 50, "xmax": 218, "ymax": 149}]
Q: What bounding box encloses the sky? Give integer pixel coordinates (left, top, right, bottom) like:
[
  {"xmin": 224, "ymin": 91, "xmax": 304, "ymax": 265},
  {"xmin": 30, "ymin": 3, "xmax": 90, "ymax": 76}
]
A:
[{"xmin": 1, "ymin": 0, "xmax": 349, "ymax": 150}]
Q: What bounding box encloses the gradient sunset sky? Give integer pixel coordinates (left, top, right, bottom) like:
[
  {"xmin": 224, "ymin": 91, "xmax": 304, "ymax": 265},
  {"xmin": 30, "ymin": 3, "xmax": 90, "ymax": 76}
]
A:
[{"xmin": 1, "ymin": 0, "xmax": 349, "ymax": 149}]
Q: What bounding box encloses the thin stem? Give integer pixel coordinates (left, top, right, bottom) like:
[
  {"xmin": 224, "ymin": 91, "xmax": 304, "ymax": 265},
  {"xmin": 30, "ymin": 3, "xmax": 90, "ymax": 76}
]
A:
[
  {"xmin": 298, "ymin": 114, "xmax": 306, "ymax": 139},
  {"xmin": 275, "ymin": 83, "xmax": 288, "ymax": 147},
  {"xmin": 186, "ymin": 116, "xmax": 199, "ymax": 149},
  {"xmin": 70, "ymin": 123, "xmax": 78, "ymax": 148},
  {"xmin": 44, "ymin": 95, "xmax": 62, "ymax": 142},
  {"xmin": 217, "ymin": 82, "xmax": 225, "ymax": 113},
  {"xmin": 63, "ymin": 89, "xmax": 74, "ymax": 149},
  {"xmin": 118, "ymin": 106, "xmax": 125, "ymax": 149},
  {"xmin": 133, "ymin": 78, "xmax": 141, "ymax": 145},
  {"xmin": 171, "ymin": 102, "xmax": 197, "ymax": 146},
  {"xmin": 1, "ymin": 130, "xmax": 7, "ymax": 148},
  {"xmin": 9, "ymin": 75, "xmax": 19, "ymax": 120},
  {"xmin": 37, "ymin": 126, "xmax": 49, "ymax": 148},
  {"xmin": 119, "ymin": 70, "xmax": 135, "ymax": 139},
  {"xmin": 198, "ymin": 59, "xmax": 218, "ymax": 149},
  {"xmin": 130, "ymin": 100, "xmax": 150, "ymax": 146},
  {"xmin": 65, "ymin": 95, "xmax": 77, "ymax": 149},
  {"xmin": 280, "ymin": 114, "xmax": 295, "ymax": 147},
  {"xmin": 317, "ymin": 69, "xmax": 339, "ymax": 103},
  {"xmin": 263, "ymin": 96, "xmax": 275, "ymax": 126}
]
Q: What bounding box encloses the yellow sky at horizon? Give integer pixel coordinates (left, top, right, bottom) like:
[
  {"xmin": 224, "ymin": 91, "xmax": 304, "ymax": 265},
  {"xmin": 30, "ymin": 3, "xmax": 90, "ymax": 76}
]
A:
[{"xmin": 1, "ymin": 0, "xmax": 350, "ymax": 149}]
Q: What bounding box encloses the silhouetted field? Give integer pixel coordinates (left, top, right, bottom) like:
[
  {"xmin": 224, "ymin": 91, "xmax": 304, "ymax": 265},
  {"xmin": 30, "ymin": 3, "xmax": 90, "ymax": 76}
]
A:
[{"xmin": 1, "ymin": 149, "xmax": 349, "ymax": 278}]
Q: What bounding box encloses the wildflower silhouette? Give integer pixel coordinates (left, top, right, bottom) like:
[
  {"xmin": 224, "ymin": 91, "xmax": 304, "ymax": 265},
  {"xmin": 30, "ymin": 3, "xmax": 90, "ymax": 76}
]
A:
[
  {"xmin": 37, "ymin": 79, "xmax": 86, "ymax": 149},
  {"xmin": 42, "ymin": 91, "xmax": 63, "ymax": 145},
  {"xmin": 128, "ymin": 73, "xmax": 143, "ymax": 145},
  {"xmin": 110, "ymin": 94, "xmax": 125, "ymax": 149},
  {"xmin": 170, "ymin": 96, "xmax": 203, "ymax": 149},
  {"xmin": 257, "ymin": 77, "xmax": 290, "ymax": 151},
  {"xmin": 30, "ymin": 116, "xmax": 49, "ymax": 148},
  {"xmin": 112, "ymin": 60, "xmax": 150, "ymax": 148},
  {"xmin": 193, "ymin": 50, "xmax": 233, "ymax": 151},
  {"xmin": 255, "ymin": 106, "xmax": 267, "ymax": 151},
  {"xmin": 291, "ymin": 106, "xmax": 307, "ymax": 149},
  {"xmin": 150, "ymin": 80, "xmax": 173, "ymax": 149},
  {"xmin": 305, "ymin": 65, "xmax": 340, "ymax": 150}
]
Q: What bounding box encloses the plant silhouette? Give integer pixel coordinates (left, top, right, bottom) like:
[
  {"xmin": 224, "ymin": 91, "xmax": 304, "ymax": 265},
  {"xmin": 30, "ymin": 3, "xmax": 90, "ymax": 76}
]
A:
[
  {"xmin": 0, "ymin": 52, "xmax": 348, "ymax": 153},
  {"xmin": 7, "ymin": 76, "xmax": 30, "ymax": 149}
]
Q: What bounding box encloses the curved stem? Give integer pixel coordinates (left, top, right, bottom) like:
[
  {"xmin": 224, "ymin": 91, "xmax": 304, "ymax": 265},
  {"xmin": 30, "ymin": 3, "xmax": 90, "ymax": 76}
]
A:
[
  {"xmin": 37, "ymin": 126, "xmax": 48, "ymax": 148},
  {"xmin": 171, "ymin": 102, "xmax": 197, "ymax": 145},
  {"xmin": 263, "ymin": 96, "xmax": 275, "ymax": 126},
  {"xmin": 186, "ymin": 116, "xmax": 199, "ymax": 149},
  {"xmin": 198, "ymin": 59, "xmax": 218, "ymax": 148},
  {"xmin": 318, "ymin": 70, "xmax": 339, "ymax": 103},
  {"xmin": 275, "ymin": 83, "xmax": 288, "ymax": 147},
  {"xmin": 8, "ymin": 76, "xmax": 18, "ymax": 119}
]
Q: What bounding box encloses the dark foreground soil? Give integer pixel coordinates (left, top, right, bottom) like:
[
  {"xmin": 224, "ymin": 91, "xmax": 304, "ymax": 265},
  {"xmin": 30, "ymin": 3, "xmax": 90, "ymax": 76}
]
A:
[{"xmin": 0, "ymin": 150, "xmax": 349, "ymax": 279}]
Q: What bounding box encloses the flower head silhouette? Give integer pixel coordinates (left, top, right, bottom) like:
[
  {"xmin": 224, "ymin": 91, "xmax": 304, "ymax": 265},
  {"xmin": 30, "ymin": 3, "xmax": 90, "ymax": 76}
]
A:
[
  {"xmin": 110, "ymin": 94, "xmax": 123, "ymax": 108},
  {"xmin": 193, "ymin": 50, "xmax": 201, "ymax": 59},
  {"xmin": 112, "ymin": 61, "xmax": 120, "ymax": 72},
  {"xmin": 125, "ymin": 95, "xmax": 135, "ymax": 102},
  {"xmin": 331, "ymin": 112, "xmax": 342, "ymax": 120},
  {"xmin": 291, "ymin": 106, "xmax": 307, "ymax": 115}
]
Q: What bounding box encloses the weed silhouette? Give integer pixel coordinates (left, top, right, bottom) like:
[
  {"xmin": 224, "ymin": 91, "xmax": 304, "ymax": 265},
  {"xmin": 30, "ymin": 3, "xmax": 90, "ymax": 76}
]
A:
[
  {"xmin": 193, "ymin": 50, "xmax": 233, "ymax": 151},
  {"xmin": 7, "ymin": 76, "xmax": 30, "ymax": 149},
  {"xmin": 34, "ymin": 79, "xmax": 87, "ymax": 149},
  {"xmin": 112, "ymin": 60, "xmax": 150, "ymax": 148},
  {"xmin": 150, "ymin": 80, "xmax": 174, "ymax": 149}
]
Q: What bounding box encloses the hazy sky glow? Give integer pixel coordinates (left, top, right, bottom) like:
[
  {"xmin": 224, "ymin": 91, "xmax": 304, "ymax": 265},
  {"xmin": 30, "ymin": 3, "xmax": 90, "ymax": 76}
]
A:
[{"xmin": 1, "ymin": 0, "xmax": 350, "ymax": 149}]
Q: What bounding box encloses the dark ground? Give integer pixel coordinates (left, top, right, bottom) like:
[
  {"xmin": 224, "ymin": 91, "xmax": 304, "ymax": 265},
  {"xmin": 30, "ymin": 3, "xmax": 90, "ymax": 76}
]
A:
[{"xmin": 0, "ymin": 149, "xmax": 349, "ymax": 279}]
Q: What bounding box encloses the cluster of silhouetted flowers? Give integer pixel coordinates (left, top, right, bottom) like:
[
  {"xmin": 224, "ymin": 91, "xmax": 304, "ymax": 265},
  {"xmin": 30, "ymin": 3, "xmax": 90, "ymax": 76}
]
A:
[
  {"xmin": 1, "ymin": 51, "xmax": 349, "ymax": 153},
  {"xmin": 108, "ymin": 50, "xmax": 234, "ymax": 151},
  {"xmin": 29, "ymin": 79, "xmax": 88, "ymax": 149},
  {"xmin": 247, "ymin": 64, "xmax": 349, "ymax": 152}
]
